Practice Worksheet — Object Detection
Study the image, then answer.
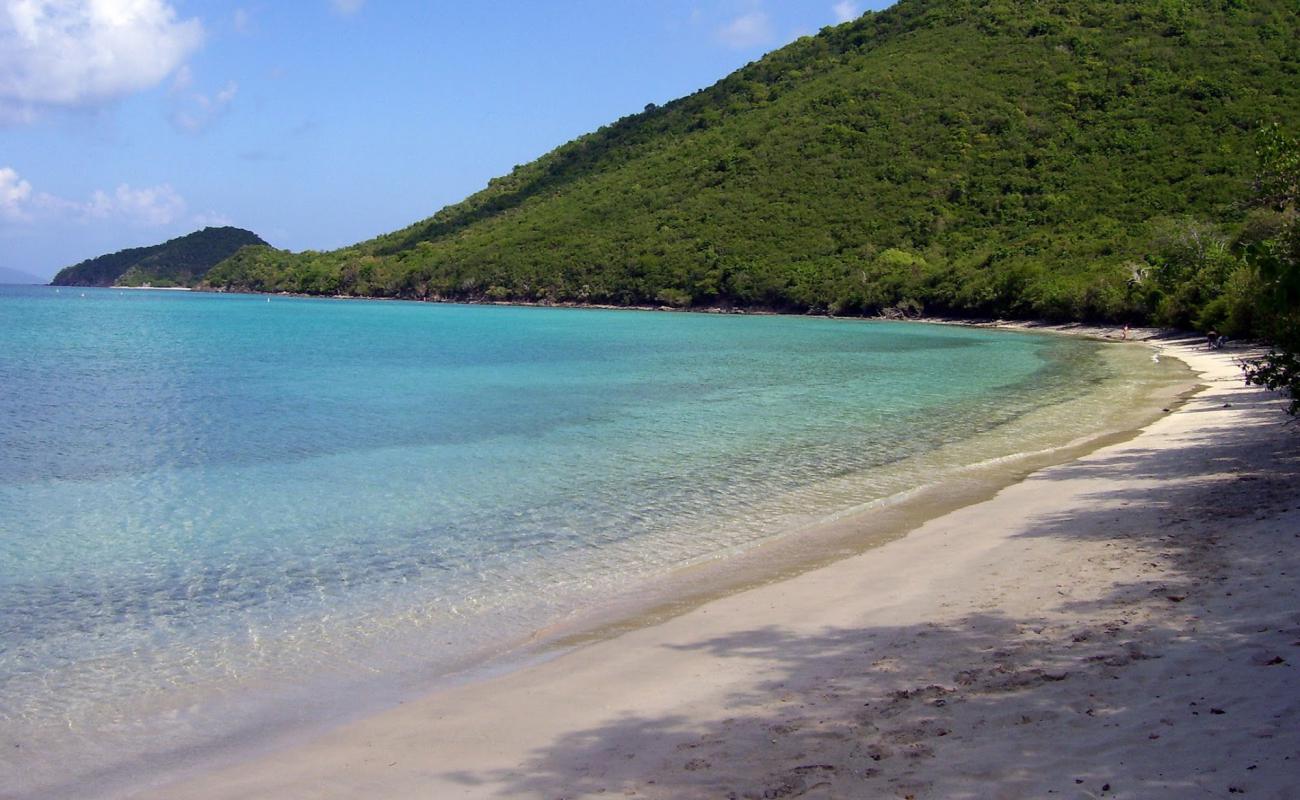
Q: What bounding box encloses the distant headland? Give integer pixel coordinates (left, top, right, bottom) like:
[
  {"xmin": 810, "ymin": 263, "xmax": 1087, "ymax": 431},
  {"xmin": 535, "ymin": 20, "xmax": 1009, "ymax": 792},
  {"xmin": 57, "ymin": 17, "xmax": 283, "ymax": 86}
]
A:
[{"xmin": 49, "ymin": 226, "xmax": 267, "ymax": 288}]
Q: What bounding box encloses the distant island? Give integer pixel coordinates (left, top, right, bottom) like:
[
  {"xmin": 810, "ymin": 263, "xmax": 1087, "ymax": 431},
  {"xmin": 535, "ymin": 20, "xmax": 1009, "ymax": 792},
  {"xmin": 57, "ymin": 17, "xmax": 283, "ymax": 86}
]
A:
[
  {"xmin": 0, "ymin": 266, "xmax": 44, "ymax": 285},
  {"xmin": 50, "ymin": 227, "xmax": 268, "ymax": 288}
]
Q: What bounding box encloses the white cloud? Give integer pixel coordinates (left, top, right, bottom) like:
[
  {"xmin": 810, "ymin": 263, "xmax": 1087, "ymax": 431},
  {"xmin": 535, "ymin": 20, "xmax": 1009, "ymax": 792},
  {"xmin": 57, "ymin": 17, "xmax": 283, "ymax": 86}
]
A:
[
  {"xmin": 0, "ymin": 166, "xmax": 185, "ymax": 227},
  {"xmin": 88, "ymin": 183, "xmax": 186, "ymax": 226},
  {"xmin": 192, "ymin": 211, "xmax": 232, "ymax": 228},
  {"xmin": 171, "ymin": 79, "xmax": 238, "ymax": 134},
  {"xmin": 330, "ymin": 0, "xmax": 364, "ymax": 15},
  {"xmin": 0, "ymin": 165, "xmax": 33, "ymax": 220},
  {"xmin": 0, "ymin": 0, "xmax": 204, "ymax": 122},
  {"xmin": 717, "ymin": 10, "xmax": 773, "ymax": 49},
  {"xmin": 233, "ymin": 7, "xmax": 250, "ymax": 33},
  {"xmin": 832, "ymin": 1, "xmax": 859, "ymax": 23}
]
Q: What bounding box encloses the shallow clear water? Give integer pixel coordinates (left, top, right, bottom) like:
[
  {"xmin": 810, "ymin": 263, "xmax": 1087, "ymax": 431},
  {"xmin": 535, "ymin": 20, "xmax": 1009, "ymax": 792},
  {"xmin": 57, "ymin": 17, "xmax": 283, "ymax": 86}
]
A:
[{"xmin": 0, "ymin": 286, "xmax": 1186, "ymax": 794}]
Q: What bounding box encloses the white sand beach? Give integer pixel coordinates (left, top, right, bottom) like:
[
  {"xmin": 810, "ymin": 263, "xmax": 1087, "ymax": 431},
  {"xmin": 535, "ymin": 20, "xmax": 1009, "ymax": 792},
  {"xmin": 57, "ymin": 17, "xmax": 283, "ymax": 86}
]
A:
[{"xmin": 128, "ymin": 335, "xmax": 1299, "ymax": 800}]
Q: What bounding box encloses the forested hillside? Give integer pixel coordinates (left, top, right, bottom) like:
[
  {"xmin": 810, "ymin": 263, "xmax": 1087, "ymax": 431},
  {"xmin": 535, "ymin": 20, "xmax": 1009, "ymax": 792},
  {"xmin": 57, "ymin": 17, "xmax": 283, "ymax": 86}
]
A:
[
  {"xmin": 51, "ymin": 227, "xmax": 267, "ymax": 287},
  {"xmin": 205, "ymin": 0, "xmax": 1298, "ymax": 334}
]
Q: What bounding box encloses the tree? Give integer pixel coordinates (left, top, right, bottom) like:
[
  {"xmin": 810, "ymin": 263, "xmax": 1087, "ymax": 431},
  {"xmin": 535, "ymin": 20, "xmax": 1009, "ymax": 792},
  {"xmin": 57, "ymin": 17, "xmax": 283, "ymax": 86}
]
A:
[{"xmin": 1242, "ymin": 124, "xmax": 1300, "ymax": 416}]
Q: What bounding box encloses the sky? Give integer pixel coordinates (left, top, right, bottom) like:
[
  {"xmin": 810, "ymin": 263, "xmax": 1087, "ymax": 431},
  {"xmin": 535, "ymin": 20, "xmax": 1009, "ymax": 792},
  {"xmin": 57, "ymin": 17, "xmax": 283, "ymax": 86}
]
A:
[{"xmin": 1, "ymin": 0, "xmax": 892, "ymax": 281}]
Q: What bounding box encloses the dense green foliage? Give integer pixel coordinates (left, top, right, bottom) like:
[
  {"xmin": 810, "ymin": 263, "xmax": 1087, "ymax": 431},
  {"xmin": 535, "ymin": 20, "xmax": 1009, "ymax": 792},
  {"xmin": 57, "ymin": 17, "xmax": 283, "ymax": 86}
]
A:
[
  {"xmin": 51, "ymin": 227, "xmax": 268, "ymax": 287},
  {"xmin": 1239, "ymin": 125, "xmax": 1300, "ymax": 415},
  {"xmin": 206, "ymin": 0, "xmax": 1298, "ymax": 332}
]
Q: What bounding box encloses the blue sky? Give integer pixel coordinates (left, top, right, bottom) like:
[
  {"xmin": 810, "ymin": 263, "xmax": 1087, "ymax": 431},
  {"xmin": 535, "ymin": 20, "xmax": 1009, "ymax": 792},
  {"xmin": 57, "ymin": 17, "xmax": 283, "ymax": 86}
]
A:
[{"xmin": 1, "ymin": 1, "xmax": 891, "ymax": 280}]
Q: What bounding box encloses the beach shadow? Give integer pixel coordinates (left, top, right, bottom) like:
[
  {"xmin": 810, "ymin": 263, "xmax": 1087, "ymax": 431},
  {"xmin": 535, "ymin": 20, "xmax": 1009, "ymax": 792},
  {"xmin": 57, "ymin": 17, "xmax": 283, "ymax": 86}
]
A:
[
  {"xmin": 438, "ymin": 388, "xmax": 1300, "ymax": 799},
  {"xmin": 441, "ymin": 595, "xmax": 1297, "ymax": 797},
  {"xmin": 439, "ymin": 614, "xmax": 1103, "ymax": 798}
]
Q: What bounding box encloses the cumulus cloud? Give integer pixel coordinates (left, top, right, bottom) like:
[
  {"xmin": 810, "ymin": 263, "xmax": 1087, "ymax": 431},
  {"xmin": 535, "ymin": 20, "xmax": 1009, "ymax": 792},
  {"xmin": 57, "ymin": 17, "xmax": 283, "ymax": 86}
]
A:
[
  {"xmin": 0, "ymin": 166, "xmax": 186, "ymax": 226},
  {"xmin": 330, "ymin": 0, "xmax": 364, "ymax": 15},
  {"xmin": 0, "ymin": 0, "xmax": 203, "ymax": 121},
  {"xmin": 171, "ymin": 79, "xmax": 238, "ymax": 134},
  {"xmin": 0, "ymin": 165, "xmax": 33, "ymax": 220},
  {"xmin": 832, "ymin": 1, "xmax": 859, "ymax": 23},
  {"xmin": 87, "ymin": 183, "xmax": 186, "ymax": 226},
  {"xmin": 717, "ymin": 11, "xmax": 773, "ymax": 49}
]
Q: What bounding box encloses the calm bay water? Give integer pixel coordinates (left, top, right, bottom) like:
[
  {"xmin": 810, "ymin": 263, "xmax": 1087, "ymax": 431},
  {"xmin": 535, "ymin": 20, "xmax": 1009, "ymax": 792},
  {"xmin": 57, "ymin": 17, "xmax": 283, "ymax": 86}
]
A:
[{"xmin": 0, "ymin": 286, "xmax": 1186, "ymax": 795}]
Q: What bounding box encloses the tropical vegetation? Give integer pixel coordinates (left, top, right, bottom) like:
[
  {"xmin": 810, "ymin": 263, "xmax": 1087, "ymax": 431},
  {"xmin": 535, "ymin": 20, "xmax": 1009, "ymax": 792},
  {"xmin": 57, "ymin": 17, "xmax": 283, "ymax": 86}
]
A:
[
  {"xmin": 1238, "ymin": 125, "xmax": 1299, "ymax": 414},
  {"xmin": 202, "ymin": 0, "xmax": 1300, "ymax": 407},
  {"xmin": 204, "ymin": 1, "xmax": 1296, "ymax": 321},
  {"xmin": 50, "ymin": 227, "xmax": 267, "ymax": 287}
]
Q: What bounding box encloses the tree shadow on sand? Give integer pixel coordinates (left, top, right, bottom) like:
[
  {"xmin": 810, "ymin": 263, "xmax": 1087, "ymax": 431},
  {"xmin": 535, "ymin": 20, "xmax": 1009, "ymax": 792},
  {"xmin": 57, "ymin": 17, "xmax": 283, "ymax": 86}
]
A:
[{"xmin": 439, "ymin": 387, "xmax": 1299, "ymax": 799}]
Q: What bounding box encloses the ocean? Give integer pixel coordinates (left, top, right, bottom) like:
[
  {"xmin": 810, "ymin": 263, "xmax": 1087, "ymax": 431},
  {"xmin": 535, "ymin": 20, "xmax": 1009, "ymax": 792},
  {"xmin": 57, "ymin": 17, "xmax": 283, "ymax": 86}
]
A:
[{"xmin": 0, "ymin": 286, "xmax": 1189, "ymax": 796}]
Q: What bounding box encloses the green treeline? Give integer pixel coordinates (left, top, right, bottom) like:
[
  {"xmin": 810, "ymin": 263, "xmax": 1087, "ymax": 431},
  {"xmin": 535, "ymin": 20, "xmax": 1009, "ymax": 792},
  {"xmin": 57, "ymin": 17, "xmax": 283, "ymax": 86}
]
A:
[
  {"xmin": 206, "ymin": 0, "xmax": 1298, "ymax": 342},
  {"xmin": 51, "ymin": 227, "xmax": 268, "ymax": 288}
]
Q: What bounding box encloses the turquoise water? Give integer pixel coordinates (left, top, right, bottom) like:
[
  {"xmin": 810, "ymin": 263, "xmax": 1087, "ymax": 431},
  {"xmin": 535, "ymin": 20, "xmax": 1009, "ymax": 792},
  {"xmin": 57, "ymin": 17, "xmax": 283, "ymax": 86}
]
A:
[{"xmin": 0, "ymin": 286, "xmax": 1183, "ymax": 795}]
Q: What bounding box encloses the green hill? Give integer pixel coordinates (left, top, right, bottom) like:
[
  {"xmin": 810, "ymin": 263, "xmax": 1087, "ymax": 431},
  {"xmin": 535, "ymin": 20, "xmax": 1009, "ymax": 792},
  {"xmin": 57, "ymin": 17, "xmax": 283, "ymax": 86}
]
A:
[
  {"xmin": 205, "ymin": 0, "xmax": 1298, "ymax": 328},
  {"xmin": 52, "ymin": 227, "xmax": 268, "ymax": 288}
]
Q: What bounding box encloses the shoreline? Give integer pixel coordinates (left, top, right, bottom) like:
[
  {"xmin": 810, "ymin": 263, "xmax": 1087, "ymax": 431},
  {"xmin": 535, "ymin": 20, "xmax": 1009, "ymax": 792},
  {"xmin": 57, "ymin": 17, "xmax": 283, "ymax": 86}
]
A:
[
  {"xmin": 533, "ymin": 343, "xmax": 1196, "ymax": 654},
  {"xmin": 114, "ymin": 337, "xmax": 1299, "ymax": 797},
  {"xmin": 57, "ymin": 283, "xmax": 1221, "ymax": 349},
  {"xmin": 6, "ymin": 291, "xmax": 1197, "ymax": 800}
]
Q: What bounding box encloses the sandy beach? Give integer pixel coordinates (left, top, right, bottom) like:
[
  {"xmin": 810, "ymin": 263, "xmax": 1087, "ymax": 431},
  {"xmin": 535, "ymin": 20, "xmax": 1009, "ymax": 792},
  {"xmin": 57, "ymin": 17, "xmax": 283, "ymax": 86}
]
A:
[{"xmin": 123, "ymin": 334, "xmax": 1299, "ymax": 800}]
